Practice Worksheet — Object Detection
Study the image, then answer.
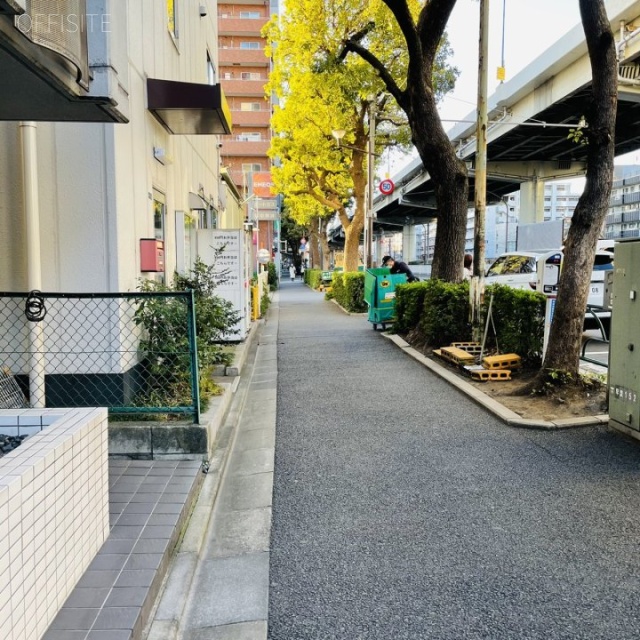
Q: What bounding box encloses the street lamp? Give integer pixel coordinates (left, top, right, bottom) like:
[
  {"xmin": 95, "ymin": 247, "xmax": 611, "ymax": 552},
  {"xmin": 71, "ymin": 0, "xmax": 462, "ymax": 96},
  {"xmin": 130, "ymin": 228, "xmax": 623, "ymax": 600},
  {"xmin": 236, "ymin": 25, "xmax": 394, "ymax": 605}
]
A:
[{"xmin": 331, "ymin": 105, "xmax": 376, "ymax": 268}]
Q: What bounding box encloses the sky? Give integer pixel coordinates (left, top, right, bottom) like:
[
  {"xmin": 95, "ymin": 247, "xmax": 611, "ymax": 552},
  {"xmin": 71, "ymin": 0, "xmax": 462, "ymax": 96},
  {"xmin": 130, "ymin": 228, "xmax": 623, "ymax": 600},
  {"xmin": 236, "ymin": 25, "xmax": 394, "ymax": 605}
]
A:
[
  {"xmin": 438, "ymin": 0, "xmax": 581, "ymax": 125},
  {"xmin": 389, "ymin": 0, "xmax": 640, "ymax": 179}
]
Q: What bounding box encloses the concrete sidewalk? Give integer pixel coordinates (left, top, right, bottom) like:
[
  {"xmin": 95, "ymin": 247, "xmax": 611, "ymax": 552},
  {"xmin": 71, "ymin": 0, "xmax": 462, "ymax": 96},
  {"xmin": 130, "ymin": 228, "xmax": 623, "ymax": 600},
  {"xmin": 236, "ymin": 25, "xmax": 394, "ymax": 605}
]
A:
[{"xmin": 144, "ymin": 300, "xmax": 279, "ymax": 640}]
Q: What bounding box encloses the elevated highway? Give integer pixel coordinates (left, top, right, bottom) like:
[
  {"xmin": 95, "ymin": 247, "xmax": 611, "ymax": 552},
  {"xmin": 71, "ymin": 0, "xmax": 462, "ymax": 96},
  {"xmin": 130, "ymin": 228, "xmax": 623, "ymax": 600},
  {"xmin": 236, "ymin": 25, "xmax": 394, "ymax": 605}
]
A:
[{"xmin": 374, "ymin": 0, "xmax": 640, "ymax": 231}]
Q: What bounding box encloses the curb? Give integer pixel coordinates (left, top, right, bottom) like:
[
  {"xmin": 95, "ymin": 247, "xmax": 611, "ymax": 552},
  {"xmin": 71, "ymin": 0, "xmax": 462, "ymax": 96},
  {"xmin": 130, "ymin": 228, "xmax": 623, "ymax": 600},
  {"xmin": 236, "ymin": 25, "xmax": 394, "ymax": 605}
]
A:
[
  {"xmin": 381, "ymin": 332, "xmax": 608, "ymax": 430},
  {"xmin": 329, "ymin": 298, "xmax": 368, "ymax": 316},
  {"xmin": 144, "ymin": 301, "xmax": 275, "ymax": 640}
]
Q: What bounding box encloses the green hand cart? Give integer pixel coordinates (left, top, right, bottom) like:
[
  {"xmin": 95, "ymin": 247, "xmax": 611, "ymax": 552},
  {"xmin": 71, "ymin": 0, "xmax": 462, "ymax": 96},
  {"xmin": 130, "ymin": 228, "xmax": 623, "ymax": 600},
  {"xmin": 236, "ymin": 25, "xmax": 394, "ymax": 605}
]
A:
[{"xmin": 364, "ymin": 268, "xmax": 407, "ymax": 330}]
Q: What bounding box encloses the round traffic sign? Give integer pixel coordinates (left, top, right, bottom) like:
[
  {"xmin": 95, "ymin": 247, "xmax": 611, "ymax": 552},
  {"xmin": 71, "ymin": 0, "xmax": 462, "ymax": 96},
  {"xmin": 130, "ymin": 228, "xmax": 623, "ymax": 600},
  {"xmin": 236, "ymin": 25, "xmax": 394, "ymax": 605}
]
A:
[{"xmin": 379, "ymin": 179, "xmax": 395, "ymax": 195}]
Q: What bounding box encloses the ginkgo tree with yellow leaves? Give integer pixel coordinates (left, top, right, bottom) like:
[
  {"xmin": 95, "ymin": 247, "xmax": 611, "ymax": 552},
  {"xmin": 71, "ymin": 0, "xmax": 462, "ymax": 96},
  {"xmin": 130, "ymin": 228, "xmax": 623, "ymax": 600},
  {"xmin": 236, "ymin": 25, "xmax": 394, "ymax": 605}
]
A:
[{"xmin": 264, "ymin": 0, "xmax": 456, "ymax": 273}]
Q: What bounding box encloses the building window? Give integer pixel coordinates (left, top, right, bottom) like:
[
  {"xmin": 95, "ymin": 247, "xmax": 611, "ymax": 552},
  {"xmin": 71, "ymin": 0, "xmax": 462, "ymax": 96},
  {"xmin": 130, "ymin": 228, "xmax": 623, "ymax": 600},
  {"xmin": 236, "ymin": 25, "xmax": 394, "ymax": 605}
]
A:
[
  {"xmin": 240, "ymin": 41, "xmax": 260, "ymax": 49},
  {"xmin": 240, "ymin": 11, "xmax": 261, "ymax": 18},
  {"xmin": 242, "ymin": 163, "xmax": 262, "ymax": 172},
  {"xmin": 167, "ymin": 0, "xmax": 177, "ymax": 38},
  {"xmin": 199, "ymin": 207, "xmax": 218, "ymax": 230},
  {"xmin": 153, "ymin": 190, "xmax": 166, "ymax": 241},
  {"xmin": 241, "ymin": 72, "xmax": 261, "ymax": 80},
  {"xmin": 175, "ymin": 211, "xmax": 195, "ymax": 275},
  {"xmin": 241, "ymin": 102, "xmax": 261, "ymax": 111},
  {"xmin": 224, "ymin": 72, "xmax": 233, "ymax": 80},
  {"xmin": 238, "ymin": 133, "xmax": 261, "ymax": 141},
  {"xmin": 207, "ymin": 52, "xmax": 216, "ymax": 85}
]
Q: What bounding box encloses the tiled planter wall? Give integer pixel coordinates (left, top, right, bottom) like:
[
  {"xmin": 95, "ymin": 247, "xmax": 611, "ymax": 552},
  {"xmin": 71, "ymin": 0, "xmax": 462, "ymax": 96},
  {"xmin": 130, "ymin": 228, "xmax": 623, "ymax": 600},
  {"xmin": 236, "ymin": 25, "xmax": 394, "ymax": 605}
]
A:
[{"xmin": 0, "ymin": 408, "xmax": 109, "ymax": 640}]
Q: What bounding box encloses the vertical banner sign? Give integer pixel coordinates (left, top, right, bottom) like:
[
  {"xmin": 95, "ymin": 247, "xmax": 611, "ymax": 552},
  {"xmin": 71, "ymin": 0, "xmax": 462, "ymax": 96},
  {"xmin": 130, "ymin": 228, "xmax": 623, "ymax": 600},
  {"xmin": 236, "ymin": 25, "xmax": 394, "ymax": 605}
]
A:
[{"xmin": 197, "ymin": 229, "xmax": 250, "ymax": 339}]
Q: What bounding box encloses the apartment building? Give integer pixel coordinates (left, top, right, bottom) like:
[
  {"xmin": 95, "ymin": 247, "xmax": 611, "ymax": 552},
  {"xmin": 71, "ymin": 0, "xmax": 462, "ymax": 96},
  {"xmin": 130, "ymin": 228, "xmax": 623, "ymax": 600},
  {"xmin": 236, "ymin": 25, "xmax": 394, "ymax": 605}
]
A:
[
  {"xmin": 604, "ymin": 165, "xmax": 640, "ymax": 240},
  {"xmin": 218, "ymin": 0, "xmax": 279, "ymax": 269}
]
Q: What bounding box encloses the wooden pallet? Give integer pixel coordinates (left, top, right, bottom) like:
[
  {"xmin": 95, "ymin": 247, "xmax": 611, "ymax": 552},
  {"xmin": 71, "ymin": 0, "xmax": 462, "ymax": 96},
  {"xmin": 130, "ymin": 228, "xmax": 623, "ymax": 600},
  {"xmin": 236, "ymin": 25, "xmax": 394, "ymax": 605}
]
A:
[
  {"xmin": 439, "ymin": 346, "xmax": 476, "ymax": 365},
  {"xmin": 450, "ymin": 341, "xmax": 482, "ymax": 355},
  {"xmin": 470, "ymin": 368, "xmax": 512, "ymax": 381},
  {"xmin": 482, "ymin": 353, "xmax": 521, "ymax": 370}
]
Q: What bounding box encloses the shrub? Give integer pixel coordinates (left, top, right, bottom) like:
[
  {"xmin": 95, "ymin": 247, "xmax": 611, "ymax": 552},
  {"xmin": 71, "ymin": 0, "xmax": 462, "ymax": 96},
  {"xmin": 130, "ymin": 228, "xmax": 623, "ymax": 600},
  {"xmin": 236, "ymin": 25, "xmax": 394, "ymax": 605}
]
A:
[
  {"xmin": 261, "ymin": 290, "xmax": 271, "ymax": 315},
  {"xmin": 342, "ymin": 272, "xmax": 366, "ymax": 312},
  {"xmin": 419, "ymin": 279, "xmax": 472, "ymax": 347},
  {"xmin": 331, "ymin": 271, "xmax": 366, "ymax": 312},
  {"xmin": 331, "ymin": 271, "xmax": 345, "ymax": 304},
  {"xmin": 134, "ymin": 256, "xmax": 241, "ymax": 414},
  {"xmin": 393, "ymin": 281, "xmax": 430, "ymax": 334},
  {"xmin": 267, "ymin": 261, "xmax": 278, "ymax": 290},
  {"xmin": 306, "ymin": 269, "xmax": 322, "ymax": 289},
  {"xmin": 485, "ymin": 284, "xmax": 545, "ymax": 366},
  {"xmin": 392, "ymin": 279, "xmax": 546, "ymax": 367}
]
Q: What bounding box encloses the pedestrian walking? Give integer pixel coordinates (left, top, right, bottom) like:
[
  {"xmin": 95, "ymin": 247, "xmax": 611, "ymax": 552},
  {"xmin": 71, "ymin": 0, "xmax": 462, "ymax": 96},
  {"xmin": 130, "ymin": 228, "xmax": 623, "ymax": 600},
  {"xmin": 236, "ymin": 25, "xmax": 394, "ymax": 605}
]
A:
[{"xmin": 289, "ymin": 264, "xmax": 296, "ymax": 282}]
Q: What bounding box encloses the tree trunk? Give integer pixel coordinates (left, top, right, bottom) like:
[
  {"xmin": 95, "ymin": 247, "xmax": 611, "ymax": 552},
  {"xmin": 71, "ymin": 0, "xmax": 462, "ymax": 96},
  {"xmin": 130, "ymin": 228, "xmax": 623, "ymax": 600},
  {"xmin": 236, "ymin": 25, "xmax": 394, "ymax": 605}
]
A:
[
  {"xmin": 409, "ymin": 94, "xmax": 469, "ymax": 282},
  {"xmin": 319, "ymin": 219, "xmax": 331, "ymax": 269},
  {"xmin": 341, "ymin": 150, "xmax": 367, "ymax": 272},
  {"xmin": 537, "ymin": 0, "xmax": 616, "ymax": 381},
  {"xmin": 309, "ymin": 216, "xmax": 321, "ymax": 269},
  {"xmin": 342, "ymin": 212, "xmax": 364, "ymax": 272}
]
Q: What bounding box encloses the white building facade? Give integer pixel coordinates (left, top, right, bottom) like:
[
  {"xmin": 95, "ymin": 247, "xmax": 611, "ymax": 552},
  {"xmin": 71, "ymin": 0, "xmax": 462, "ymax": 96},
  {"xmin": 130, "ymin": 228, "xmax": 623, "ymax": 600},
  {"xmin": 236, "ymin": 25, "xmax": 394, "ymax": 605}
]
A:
[{"xmin": 0, "ymin": 0, "xmax": 234, "ymax": 294}]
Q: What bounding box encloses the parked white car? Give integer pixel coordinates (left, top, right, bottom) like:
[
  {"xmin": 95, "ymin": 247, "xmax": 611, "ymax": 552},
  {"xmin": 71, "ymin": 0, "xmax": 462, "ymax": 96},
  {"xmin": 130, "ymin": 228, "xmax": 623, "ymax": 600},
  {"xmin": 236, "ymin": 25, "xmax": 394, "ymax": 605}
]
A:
[{"xmin": 485, "ymin": 249, "xmax": 614, "ymax": 308}]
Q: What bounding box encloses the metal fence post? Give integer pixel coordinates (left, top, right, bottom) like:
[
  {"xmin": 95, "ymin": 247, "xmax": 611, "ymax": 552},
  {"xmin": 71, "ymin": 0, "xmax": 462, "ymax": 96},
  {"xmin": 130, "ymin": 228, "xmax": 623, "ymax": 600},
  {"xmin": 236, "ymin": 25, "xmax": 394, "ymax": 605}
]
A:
[{"xmin": 186, "ymin": 289, "xmax": 201, "ymax": 424}]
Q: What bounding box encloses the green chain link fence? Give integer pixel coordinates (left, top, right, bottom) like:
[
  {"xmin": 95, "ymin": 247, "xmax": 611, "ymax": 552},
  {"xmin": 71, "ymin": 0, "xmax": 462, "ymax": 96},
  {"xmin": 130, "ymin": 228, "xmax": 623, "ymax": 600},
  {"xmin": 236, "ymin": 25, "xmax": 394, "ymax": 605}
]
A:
[{"xmin": 0, "ymin": 291, "xmax": 200, "ymax": 422}]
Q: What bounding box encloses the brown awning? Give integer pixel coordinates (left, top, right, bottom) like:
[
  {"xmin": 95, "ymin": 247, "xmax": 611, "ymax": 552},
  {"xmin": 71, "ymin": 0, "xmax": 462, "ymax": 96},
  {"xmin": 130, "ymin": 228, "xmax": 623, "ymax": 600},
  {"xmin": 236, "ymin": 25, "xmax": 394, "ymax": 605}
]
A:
[{"xmin": 147, "ymin": 78, "xmax": 232, "ymax": 135}]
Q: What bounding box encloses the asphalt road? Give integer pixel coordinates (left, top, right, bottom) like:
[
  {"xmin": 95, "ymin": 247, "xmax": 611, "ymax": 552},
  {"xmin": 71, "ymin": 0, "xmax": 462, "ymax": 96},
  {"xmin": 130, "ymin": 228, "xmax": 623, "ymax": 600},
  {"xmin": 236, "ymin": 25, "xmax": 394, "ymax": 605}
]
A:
[{"xmin": 269, "ymin": 281, "xmax": 640, "ymax": 640}]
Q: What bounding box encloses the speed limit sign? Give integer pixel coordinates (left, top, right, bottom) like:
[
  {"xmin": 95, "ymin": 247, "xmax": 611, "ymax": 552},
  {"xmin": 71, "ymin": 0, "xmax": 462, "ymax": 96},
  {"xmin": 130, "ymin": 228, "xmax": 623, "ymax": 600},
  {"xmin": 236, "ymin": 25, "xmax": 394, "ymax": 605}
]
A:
[{"xmin": 379, "ymin": 179, "xmax": 395, "ymax": 195}]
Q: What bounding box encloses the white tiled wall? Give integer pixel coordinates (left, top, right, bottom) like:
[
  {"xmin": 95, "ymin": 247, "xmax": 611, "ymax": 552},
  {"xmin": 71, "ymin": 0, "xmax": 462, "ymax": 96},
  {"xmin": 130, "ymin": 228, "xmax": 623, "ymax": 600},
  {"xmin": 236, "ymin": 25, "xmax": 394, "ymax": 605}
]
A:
[{"xmin": 0, "ymin": 408, "xmax": 109, "ymax": 640}]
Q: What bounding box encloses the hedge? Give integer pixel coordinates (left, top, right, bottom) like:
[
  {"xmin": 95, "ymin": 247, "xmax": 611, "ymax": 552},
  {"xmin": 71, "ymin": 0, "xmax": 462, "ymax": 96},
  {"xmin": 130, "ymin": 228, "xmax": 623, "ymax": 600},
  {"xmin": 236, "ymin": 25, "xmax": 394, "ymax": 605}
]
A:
[
  {"xmin": 394, "ymin": 280, "xmax": 546, "ymax": 366},
  {"xmin": 305, "ymin": 268, "xmax": 322, "ymax": 289},
  {"xmin": 331, "ymin": 271, "xmax": 366, "ymax": 312}
]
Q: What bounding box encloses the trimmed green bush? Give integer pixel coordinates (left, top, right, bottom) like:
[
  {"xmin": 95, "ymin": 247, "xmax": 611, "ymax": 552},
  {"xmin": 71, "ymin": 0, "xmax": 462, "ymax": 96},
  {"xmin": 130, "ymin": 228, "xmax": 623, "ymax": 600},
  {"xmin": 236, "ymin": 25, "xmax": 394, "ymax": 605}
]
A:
[
  {"xmin": 332, "ymin": 271, "xmax": 345, "ymax": 303},
  {"xmin": 306, "ymin": 268, "xmax": 322, "ymax": 289},
  {"xmin": 393, "ymin": 281, "xmax": 430, "ymax": 334},
  {"xmin": 392, "ymin": 278, "xmax": 546, "ymax": 366},
  {"xmin": 419, "ymin": 279, "xmax": 472, "ymax": 347},
  {"xmin": 343, "ymin": 272, "xmax": 366, "ymax": 312},
  {"xmin": 485, "ymin": 284, "xmax": 545, "ymax": 366},
  {"xmin": 331, "ymin": 271, "xmax": 366, "ymax": 312}
]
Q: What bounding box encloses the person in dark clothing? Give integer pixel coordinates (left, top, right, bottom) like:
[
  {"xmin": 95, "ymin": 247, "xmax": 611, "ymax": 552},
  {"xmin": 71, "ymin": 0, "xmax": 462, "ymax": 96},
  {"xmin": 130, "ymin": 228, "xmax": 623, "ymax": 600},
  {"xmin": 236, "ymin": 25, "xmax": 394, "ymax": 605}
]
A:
[{"xmin": 381, "ymin": 256, "xmax": 419, "ymax": 282}]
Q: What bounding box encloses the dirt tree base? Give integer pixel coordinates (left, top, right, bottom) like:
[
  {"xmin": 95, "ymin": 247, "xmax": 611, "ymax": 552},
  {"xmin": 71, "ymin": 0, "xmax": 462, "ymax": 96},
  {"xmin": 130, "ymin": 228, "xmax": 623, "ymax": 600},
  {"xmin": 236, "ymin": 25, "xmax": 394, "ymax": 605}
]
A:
[
  {"xmin": 402, "ymin": 331, "xmax": 607, "ymax": 422},
  {"xmin": 468, "ymin": 370, "xmax": 607, "ymax": 422}
]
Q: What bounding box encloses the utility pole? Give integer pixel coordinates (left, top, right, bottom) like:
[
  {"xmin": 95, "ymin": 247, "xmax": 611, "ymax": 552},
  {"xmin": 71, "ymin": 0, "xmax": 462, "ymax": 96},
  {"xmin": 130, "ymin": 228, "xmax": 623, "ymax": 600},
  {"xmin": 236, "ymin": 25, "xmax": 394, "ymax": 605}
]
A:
[
  {"xmin": 366, "ymin": 101, "xmax": 375, "ymax": 268},
  {"xmin": 472, "ymin": 0, "xmax": 489, "ymax": 340}
]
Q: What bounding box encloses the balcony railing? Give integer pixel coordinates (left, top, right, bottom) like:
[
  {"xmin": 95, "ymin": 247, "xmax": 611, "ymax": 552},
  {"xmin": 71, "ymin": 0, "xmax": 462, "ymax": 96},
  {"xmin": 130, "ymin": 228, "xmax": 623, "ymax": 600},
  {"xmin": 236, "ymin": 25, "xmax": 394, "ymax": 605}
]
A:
[
  {"xmin": 229, "ymin": 109, "xmax": 271, "ymax": 126},
  {"xmin": 221, "ymin": 138, "xmax": 270, "ymax": 156},
  {"xmin": 218, "ymin": 15, "xmax": 270, "ymax": 36},
  {"xmin": 220, "ymin": 78, "xmax": 267, "ymax": 96},
  {"xmin": 219, "ymin": 47, "xmax": 269, "ymax": 66},
  {"xmin": 623, "ymin": 192, "xmax": 640, "ymax": 205}
]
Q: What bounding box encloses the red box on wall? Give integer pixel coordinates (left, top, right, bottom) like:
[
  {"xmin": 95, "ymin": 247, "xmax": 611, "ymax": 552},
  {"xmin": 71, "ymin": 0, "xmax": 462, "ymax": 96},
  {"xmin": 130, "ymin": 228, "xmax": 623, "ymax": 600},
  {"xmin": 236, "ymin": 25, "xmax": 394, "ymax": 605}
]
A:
[{"xmin": 140, "ymin": 239, "xmax": 165, "ymax": 272}]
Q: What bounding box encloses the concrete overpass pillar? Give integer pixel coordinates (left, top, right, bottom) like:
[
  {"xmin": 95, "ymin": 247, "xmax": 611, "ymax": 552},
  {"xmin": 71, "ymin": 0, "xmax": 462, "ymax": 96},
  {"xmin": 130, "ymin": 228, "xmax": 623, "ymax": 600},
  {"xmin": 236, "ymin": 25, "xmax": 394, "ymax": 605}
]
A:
[
  {"xmin": 403, "ymin": 225, "xmax": 417, "ymax": 263},
  {"xmin": 519, "ymin": 179, "xmax": 546, "ymax": 224}
]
